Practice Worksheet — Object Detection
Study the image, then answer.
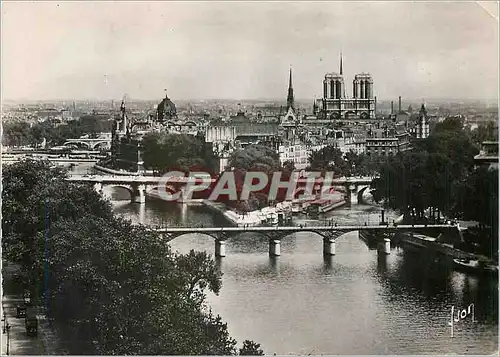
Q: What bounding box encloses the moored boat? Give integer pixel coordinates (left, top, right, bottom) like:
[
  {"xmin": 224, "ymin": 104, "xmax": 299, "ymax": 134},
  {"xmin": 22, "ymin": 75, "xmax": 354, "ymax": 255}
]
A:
[{"xmin": 453, "ymin": 259, "xmax": 498, "ymax": 276}]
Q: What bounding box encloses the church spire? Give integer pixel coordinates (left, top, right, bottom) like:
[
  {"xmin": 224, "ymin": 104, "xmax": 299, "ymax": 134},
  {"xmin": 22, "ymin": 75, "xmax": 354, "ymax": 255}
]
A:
[
  {"xmin": 340, "ymin": 52, "xmax": 343, "ymax": 76},
  {"xmin": 120, "ymin": 98, "xmax": 128, "ymax": 133},
  {"xmin": 287, "ymin": 67, "xmax": 295, "ymax": 111}
]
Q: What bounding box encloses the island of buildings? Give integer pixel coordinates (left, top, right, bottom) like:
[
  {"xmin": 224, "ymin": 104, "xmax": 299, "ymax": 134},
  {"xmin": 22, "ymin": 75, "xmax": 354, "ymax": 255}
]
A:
[{"xmin": 104, "ymin": 55, "xmax": 434, "ymax": 173}]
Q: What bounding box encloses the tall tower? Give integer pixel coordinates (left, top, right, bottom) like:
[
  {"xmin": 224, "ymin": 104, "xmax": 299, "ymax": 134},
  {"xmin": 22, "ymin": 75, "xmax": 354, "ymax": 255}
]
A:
[
  {"xmin": 340, "ymin": 53, "xmax": 343, "ymax": 76},
  {"xmin": 340, "ymin": 53, "xmax": 345, "ymax": 98},
  {"xmin": 120, "ymin": 99, "xmax": 128, "ymax": 134},
  {"xmin": 287, "ymin": 68, "xmax": 295, "ymax": 111},
  {"xmin": 417, "ymin": 103, "xmax": 430, "ymax": 139}
]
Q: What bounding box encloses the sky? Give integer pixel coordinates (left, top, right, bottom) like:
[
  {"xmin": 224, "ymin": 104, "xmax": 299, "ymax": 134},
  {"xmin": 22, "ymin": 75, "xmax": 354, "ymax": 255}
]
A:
[{"xmin": 1, "ymin": 1, "xmax": 499, "ymax": 102}]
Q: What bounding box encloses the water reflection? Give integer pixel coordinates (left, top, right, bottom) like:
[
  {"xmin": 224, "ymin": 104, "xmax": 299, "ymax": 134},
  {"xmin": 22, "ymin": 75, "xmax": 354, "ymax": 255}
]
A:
[
  {"xmin": 323, "ymin": 255, "xmax": 333, "ymax": 272},
  {"xmin": 82, "ymin": 170, "xmax": 495, "ymax": 354},
  {"xmin": 269, "ymin": 256, "xmax": 280, "ymax": 276},
  {"xmin": 377, "ymin": 252, "xmax": 388, "ymax": 276}
]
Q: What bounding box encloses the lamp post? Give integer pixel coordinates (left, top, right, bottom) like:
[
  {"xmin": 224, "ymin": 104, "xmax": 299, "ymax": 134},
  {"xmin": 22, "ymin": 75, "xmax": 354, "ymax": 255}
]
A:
[{"xmin": 6, "ymin": 323, "xmax": 11, "ymax": 355}]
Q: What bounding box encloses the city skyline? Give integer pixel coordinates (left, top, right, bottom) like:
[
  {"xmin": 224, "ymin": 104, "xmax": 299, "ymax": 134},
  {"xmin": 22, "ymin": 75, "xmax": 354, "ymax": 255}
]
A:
[{"xmin": 1, "ymin": 1, "xmax": 499, "ymax": 102}]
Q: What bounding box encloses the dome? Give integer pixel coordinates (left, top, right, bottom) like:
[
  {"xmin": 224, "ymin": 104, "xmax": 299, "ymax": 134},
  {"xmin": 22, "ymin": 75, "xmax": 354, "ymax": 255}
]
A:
[{"xmin": 157, "ymin": 93, "xmax": 177, "ymax": 122}]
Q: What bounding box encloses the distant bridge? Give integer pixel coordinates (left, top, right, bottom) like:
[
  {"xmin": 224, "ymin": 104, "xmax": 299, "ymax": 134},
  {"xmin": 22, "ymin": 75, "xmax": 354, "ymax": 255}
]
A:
[
  {"xmin": 148, "ymin": 224, "xmax": 459, "ymax": 257},
  {"xmin": 64, "ymin": 137, "xmax": 112, "ymax": 150},
  {"xmin": 67, "ymin": 174, "xmax": 376, "ymax": 204},
  {"xmin": 2, "ymin": 154, "xmax": 100, "ymax": 166}
]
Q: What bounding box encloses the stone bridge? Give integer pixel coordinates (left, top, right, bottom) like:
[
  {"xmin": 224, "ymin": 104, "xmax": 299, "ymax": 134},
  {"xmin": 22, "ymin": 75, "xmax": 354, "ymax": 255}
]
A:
[
  {"xmin": 64, "ymin": 138, "xmax": 112, "ymax": 150},
  {"xmin": 67, "ymin": 174, "xmax": 375, "ymax": 205},
  {"xmin": 148, "ymin": 224, "xmax": 458, "ymax": 258}
]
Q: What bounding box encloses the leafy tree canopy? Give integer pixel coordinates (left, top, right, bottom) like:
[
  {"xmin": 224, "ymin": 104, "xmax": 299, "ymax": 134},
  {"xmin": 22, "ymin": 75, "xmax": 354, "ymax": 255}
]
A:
[
  {"xmin": 2, "ymin": 160, "xmax": 262, "ymax": 355},
  {"xmin": 142, "ymin": 132, "xmax": 218, "ymax": 175}
]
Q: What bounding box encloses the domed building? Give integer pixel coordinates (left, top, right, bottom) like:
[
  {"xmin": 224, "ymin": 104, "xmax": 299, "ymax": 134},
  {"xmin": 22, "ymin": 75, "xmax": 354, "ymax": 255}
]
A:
[{"xmin": 157, "ymin": 90, "xmax": 177, "ymax": 122}]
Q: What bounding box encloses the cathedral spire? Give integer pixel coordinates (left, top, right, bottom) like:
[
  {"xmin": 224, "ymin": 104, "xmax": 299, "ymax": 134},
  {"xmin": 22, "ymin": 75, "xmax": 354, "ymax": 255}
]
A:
[
  {"xmin": 287, "ymin": 67, "xmax": 295, "ymax": 111},
  {"xmin": 340, "ymin": 52, "xmax": 343, "ymax": 76}
]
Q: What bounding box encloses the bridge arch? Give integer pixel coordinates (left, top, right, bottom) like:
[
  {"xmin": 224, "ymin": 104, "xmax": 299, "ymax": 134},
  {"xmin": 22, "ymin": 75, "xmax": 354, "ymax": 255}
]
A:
[
  {"xmin": 357, "ymin": 185, "xmax": 372, "ymax": 204},
  {"xmin": 63, "ymin": 141, "xmax": 92, "ymax": 149},
  {"xmin": 90, "ymin": 141, "xmax": 111, "ymax": 150},
  {"xmin": 162, "ymin": 232, "xmax": 224, "ymax": 242},
  {"xmin": 101, "ymin": 184, "xmax": 134, "ymax": 200}
]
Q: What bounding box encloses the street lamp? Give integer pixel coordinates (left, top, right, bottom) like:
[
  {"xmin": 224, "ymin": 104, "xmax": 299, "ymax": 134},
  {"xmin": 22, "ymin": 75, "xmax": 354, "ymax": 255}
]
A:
[{"xmin": 6, "ymin": 323, "xmax": 11, "ymax": 355}]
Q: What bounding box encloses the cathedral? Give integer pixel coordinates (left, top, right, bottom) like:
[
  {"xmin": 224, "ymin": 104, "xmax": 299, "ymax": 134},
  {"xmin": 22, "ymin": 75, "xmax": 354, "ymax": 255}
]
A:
[{"xmin": 314, "ymin": 54, "xmax": 376, "ymax": 120}]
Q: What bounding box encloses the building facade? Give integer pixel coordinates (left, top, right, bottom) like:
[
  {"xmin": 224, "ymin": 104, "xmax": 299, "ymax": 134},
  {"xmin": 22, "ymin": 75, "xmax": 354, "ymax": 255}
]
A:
[
  {"xmin": 315, "ymin": 54, "xmax": 376, "ymax": 120},
  {"xmin": 365, "ymin": 131, "xmax": 411, "ymax": 157},
  {"xmin": 278, "ymin": 142, "xmax": 309, "ymax": 170}
]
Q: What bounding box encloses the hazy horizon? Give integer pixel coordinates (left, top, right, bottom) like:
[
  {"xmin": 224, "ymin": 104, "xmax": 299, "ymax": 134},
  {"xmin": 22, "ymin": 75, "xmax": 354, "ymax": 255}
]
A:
[
  {"xmin": 2, "ymin": 96, "xmax": 499, "ymax": 105},
  {"xmin": 2, "ymin": 2, "xmax": 499, "ymax": 102}
]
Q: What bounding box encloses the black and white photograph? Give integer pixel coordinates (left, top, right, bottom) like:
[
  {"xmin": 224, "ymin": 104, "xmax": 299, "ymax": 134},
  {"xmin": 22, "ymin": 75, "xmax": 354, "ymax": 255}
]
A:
[{"xmin": 1, "ymin": 1, "xmax": 498, "ymax": 355}]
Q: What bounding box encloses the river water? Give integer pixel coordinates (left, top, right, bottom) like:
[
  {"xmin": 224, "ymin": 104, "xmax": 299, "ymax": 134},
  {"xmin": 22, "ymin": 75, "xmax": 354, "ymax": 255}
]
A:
[
  {"xmin": 75, "ymin": 165, "xmax": 498, "ymax": 355},
  {"xmin": 110, "ymin": 198, "xmax": 498, "ymax": 355}
]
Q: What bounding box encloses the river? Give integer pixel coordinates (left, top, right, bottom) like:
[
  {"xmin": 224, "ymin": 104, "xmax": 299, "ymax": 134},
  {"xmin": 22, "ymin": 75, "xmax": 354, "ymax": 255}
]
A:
[
  {"xmin": 109, "ymin": 197, "xmax": 498, "ymax": 355},
  {"xmin": 74, "ymin": 164, "xmax": 498, "ymax": 355}
]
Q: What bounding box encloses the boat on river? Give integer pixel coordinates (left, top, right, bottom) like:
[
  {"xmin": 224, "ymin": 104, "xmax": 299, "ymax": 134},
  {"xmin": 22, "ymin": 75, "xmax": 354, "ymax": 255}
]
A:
[{"xmin": 453, "ymin": 259, "xmax": 498, "ymax": 276}]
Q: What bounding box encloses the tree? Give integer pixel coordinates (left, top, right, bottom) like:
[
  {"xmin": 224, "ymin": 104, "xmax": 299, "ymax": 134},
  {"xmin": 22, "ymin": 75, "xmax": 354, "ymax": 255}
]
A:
[
  {"xmin": 142, "ymin": 133, "xmax": 218, "ymax": 175},
  {"xmin": 229, "ymin": 144, "xmax": 281, "ymax": 173},
  {"xmin": 2, "ymin": 160, "xmax": 263, "ymax": 355},
  {"xmin": 239, "ymin": 340, "xmax": 264, "ymax": 355},
  {"xmin": 225, "ymin": 145, "xmax": 282, "ymax": 211},
  {"xmin": 470, "ymin": 121, "xmax": 498, "ymax": 145},
  {"xmin": 372, "ymin": 116, "xmax": 492, "ymax": 231}
]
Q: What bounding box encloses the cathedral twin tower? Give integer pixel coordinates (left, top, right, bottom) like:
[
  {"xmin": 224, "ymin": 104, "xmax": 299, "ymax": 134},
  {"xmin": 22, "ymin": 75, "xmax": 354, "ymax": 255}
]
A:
[{"xmin": 315, "ymin": 54, "xmax": 376, "ymax": 119}]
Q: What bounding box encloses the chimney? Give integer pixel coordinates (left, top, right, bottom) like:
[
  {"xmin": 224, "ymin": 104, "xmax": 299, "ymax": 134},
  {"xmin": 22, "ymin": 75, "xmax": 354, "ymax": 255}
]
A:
[
  {"xmin": 391, "ymin": 101, "xmax": 394, "ymax": 115},
  {"xmin": 374, "ymin": 96, "xmax": 377, "ymax": 117},
  {"xmin": 398, "ymin": 96, "xmax": 402, "ymax": 113}
]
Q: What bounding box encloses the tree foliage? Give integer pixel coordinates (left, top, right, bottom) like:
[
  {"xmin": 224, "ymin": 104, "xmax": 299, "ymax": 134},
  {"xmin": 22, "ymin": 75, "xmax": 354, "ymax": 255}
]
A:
[
  {"xmin": 228, "ymin": 144, "xmax": 281, "ymax": 174},
  {"xmin": 239, "ymin": 340, "xmax": 264, "ymax": 355},
  {"xmin": 2, "ymin": 116, "xmax": 112, "ymax": 148},
  {"xmin": 470, "ymin": 121, "xmax": 498, "ymax": 146},
  {"xmin": 372, "ymin": 152, "xmax": 454, "ymax": 217},
  {"xmin": 2, "ymin": 160, "xmax": 262, "ymax": 355},
  {"xmin": 225, "ymin": 144, "xmax": 282, "ymax": 212},
  {"xmin": 307, "ymin": 145, "xmax": 379, "ymax": 177},
  {"xmin": 372, "ymin": 117, "xmax": 497, "ymax": 257},
  {"xmin": 142, "ymin": 132, "xmax": 218, "ymax": 174}
]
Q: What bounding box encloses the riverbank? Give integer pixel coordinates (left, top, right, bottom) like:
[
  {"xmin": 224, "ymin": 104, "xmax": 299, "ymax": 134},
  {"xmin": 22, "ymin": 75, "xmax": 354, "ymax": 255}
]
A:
[
  {"xmin": 1, "ymin": 263, "xmax": 67, "ymax": 355},
  {"xmin": 396, "ymin": 231, "xmax": 497, "ymax": 264},
  {"xmin": 94, "ymin": 164, "xmax": 140, "ymax": 176},
  {"xmin": 202, "ymin": 200, "xmax": 262, "ymax": 227},
  {"xmin": 94, "ymin": 164, "xmax": 160, "ymax": 176}
]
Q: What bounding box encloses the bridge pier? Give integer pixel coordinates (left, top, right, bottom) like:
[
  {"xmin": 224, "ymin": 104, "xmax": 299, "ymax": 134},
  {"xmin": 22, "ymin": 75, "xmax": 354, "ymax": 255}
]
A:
[
  {"xmin": 323, "ymin": 238, "xmax": 336, "ymax": 255},
  {"xmin": 348, "ymin": 185, "xmax": 358, "ymax": 205},
  {"xmin": 269, "ymin": 240, "xmax": 281, "ymax": 256},
  {"xmin": 382, "ymin": 238, "xmax": 391, "ymax": 255},
  {"xmin": 132, "ymin": 184, "xmax": 146, "ymax": 204},
  {"xmin": 215, "ymin": 240, "xmax": 226, "ymax": 257}
]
